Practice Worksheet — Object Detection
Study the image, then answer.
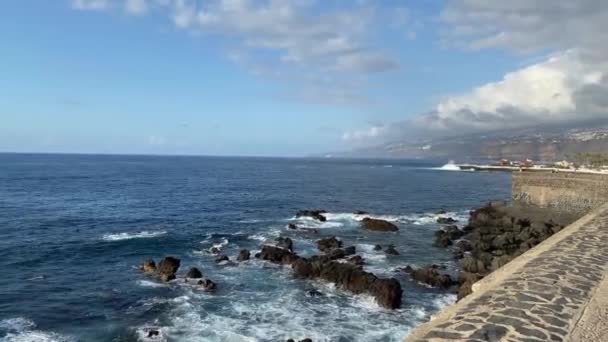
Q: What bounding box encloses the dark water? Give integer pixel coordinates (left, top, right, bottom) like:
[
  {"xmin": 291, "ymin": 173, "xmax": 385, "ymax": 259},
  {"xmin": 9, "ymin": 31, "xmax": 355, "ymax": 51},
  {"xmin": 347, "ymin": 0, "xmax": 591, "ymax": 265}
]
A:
[{"xmin": 0, "ymin": 154, "xmax": 511, "ymax": 342}]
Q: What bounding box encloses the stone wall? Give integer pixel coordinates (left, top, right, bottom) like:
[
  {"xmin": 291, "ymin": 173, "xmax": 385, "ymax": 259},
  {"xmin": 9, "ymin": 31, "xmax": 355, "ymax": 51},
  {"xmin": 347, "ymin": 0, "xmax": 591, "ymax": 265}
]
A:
[
  {"xmin": 512, "ymin": 171, "xmax": 608, "ymax": 215},
  {"xmin": 405, "ymin": 203, "xmax": 608, "ymax": 341}
]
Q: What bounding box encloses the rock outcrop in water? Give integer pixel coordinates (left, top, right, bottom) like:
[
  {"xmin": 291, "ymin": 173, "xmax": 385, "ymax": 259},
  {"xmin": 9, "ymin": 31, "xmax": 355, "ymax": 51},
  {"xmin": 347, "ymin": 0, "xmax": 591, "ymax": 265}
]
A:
[
  {"xmin": 185, "ymin": 267, "xmax": 202, "ymax": 279},
  {"xmin": 237, "ymin": 249, "xmax": 250, "ymax": 261},
  {"xmin": 256, "ymin": 243, "xmax": 403, "ymax": 309},
  {"xmin": 157, "ymin": 256, "xmax": 180, "ymax": 281},
  {"xmin": 292, "ymin": 257, "xmax": 402, "ymax": 309},
  {"xmin": 317, "ymin": 236, "xmax": 342, "ymax": 252},
  {"xmin": 360, "ymin": 217, "xmax": 399, "ymax": 232},
  {"xmin": 402, "ymin": 265, "xmax": 455, "ymax": 289},
  {"xmin": 275, "ymin": 237, "xmax": 294, "ymax": 252},
  {"xmin": 141, "ymin": 259, "xmax": 156, "ymax": 273},
  {"xmin": 296, "ymin": 210, "xmax": 327, "ymax": 222}
]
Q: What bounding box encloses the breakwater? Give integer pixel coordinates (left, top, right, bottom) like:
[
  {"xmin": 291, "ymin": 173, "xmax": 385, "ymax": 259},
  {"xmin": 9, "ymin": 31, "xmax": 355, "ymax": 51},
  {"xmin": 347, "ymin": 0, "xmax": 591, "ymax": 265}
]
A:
[{"xmin": 405, "ymin": 173, "xmax": 608, "ymax": 341}]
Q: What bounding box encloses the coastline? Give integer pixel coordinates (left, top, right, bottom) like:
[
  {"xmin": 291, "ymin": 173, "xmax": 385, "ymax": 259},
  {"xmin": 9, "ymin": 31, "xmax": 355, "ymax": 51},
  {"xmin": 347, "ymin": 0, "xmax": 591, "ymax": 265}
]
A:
[{"xmin": 404, "ymin": 171, "xmax": 608, "ymax": 341}]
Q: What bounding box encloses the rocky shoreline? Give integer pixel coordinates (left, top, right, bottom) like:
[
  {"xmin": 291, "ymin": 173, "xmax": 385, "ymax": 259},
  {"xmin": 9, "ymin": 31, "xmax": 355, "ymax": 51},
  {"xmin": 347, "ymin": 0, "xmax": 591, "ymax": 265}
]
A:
[
  {"xmin": 135, "ymin": 204, "xmax": 578, "ymax": 341},
  {"xmin": 405, "ymin": 201, "xmax": 579, "ymax": 302}
]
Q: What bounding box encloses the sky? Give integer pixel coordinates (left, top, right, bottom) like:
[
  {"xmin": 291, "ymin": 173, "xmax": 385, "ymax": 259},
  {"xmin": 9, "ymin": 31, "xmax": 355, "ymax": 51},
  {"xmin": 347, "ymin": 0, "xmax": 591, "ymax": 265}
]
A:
[{"xmin": 2, "ymin": 0, "xmax": 608, "ymax": 156}]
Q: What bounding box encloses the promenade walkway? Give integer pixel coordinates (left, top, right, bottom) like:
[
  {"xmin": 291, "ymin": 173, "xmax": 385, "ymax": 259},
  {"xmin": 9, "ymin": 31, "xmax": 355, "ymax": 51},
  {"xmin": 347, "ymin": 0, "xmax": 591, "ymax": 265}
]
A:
[{"xmin": 405, "ymin": 203, "xmax": 608, "ymax": 341}]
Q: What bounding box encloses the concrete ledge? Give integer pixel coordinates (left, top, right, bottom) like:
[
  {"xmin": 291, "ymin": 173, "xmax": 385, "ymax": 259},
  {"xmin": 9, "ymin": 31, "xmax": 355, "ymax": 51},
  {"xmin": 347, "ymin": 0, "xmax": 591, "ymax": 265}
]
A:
[{"xmin": 405, "ymin": 203, "xmax": 608, "ymax": 341}]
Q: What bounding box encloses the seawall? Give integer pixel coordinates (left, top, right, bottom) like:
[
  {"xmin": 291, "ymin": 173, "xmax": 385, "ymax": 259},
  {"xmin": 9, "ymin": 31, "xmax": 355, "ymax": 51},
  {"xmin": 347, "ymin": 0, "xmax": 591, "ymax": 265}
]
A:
[
  {"xmin": 405, "ymin": 173, "xmax": 608, "ymax": 341},
  {"xmin": 512, "ymin": 171, "xmax": 608, "ymax": 215}
]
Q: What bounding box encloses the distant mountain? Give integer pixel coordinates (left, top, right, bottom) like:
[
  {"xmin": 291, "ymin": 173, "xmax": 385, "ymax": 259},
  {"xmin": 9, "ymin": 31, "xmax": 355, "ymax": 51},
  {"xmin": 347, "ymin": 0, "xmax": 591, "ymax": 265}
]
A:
[{"xmin": 337, "ymin": 126, "xmax": 608, "ymax": 163}]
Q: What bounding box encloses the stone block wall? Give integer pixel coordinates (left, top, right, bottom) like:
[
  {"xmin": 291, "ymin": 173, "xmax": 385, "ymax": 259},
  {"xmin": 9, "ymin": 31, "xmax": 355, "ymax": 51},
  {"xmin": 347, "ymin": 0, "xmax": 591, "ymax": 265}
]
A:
[{"xmin": 512, "ymin": 171, "xmax": 608, "ymax": 215}]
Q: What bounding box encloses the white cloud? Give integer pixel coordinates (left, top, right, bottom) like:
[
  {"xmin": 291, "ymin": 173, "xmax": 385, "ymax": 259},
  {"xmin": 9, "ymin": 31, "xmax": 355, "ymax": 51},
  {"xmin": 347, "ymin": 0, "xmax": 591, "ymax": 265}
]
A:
[
  {"xmin": 125, "ymin": 0, "xmax": 148, "ymax": 15},
  {"xmin": 416, "ymin": 50, "xmax": 608, "ymax": 132},
  {"xmin": 71, "ymin": 0, "xmax": 110, "ymax": 11},
  {"xmin": 342, "ymin": 125, "xmax": 387, "ymax": 142}
]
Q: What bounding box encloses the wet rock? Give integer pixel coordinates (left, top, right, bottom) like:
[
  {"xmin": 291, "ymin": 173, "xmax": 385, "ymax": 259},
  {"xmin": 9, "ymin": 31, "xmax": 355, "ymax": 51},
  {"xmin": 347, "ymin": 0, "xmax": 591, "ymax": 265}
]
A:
[
  {"xmin": 185, "ymin": 267, "xmax": 202, "ymax": 279},
  {"xmin": 257, "ymin": 245, "xmax": 299, "ymax": 265},
  {"xmin": 237, "ymin": 249, "xmax": 250, "ymax": 261},
  {"xmin": 348, "ymin": 255, "xmax": 364, "ymax": 266},
  {"xmin": 433, "ymin": 230, "xmax": 453, "ymax": 248},
  {"xmin": 141, "ymin": 259, "xmax": 156, "ymax": 273},
  {"xmin": 288, "ymin": 223, "xmax": 298, "ymax": 230},
  {"xmin": 157, "ymin": 256, "xmax": 180, "ymax": 281},
  {"xmin": 300, "ymin": 339, "xmax": 313, "ymax": 342},
  {"xmin": 457, "ymin": 272, "xmax": 483, "ymax": 300},
  {"xmin": 317, "ymin": 236, "xmax": 342, "ymax": 252},
  {"xmin": 292, "ymin": 257, "xmax": 402, "ymax": 309},
  {"xmin": 209, "ymin": 247, "xmax": 221, "ymax": 255},
  {"xmin": 406, "ymin": 265, "xmax": 455, "ymax": 289},
  {"xmin": 436, "ymin": 209, "xmax": 447, "ymax": 215},
  {"xmin": 327, "ymin": 248, "xmax": 346, "ymax": 260},
  {"xmin": 215, "ymin": 255, "xmax": 229, "ymax": 263},
  {"xmin": 306, "ymin": 289, "xmax": 323, "ymax": 297},
  {"xmin": 360, "ymin": 217, "xmax": 399, "ymax": 232},
  {"xmin": 373, "ymin": 244, "xmax": 382, "ymax": 251},
  {"xmin": 275, "ymin": 237, "xmax": 294, "ymax": 252},
  {"xmin": 385, "ymin": 245, "xmax": 400, "ymax": 256},
  {"xmin": 354, "ymin": 210, "xmax": 368, "ymax": 215},
  {"xmin": 197, "ymin": 278, "xmax": 217, "ymax": 291},
  {"xmin": 147, "ymin": 329, "xmax": 160, "ymax": 338},
  {"xmin": 437, "ymin": 217, "xmax": 458, "ymax": 224},
  {"xmin": 296, "ymin": 210, "xmax": 327, "ymax": 222},
  {"xmin": 343, "ymin": 246, "xmax": 356, "ymax": 256}
]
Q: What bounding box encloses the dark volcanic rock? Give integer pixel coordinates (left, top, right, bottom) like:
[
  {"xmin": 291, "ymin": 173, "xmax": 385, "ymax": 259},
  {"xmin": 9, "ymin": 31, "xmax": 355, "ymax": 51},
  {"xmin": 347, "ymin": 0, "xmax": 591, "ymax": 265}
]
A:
[
  {"xmin": 373, "ymin": 244, "xmax": 382, "ymax": 251},
  {"xmin": 360, "ymin": 218, "xmax": 399, "ymax": 232},
  {"xmin": 288, "ymin": 223, "xmax": 298, "ymax": 230},
  {"xmin": 406, "ymin": 265, "xmax": 455, "ymax": 289},
  {"xmin": 257, "ymin": 245, "xmax": 299, "ymax": 265},
  {"xmin": 292, "ymin": 257, "xmax": 402, "ymax": 309},
  {"xmin": 296, "ymin": 210, "xmax": 327, "ymax": 222},
  {"xmin": 457, "ymin": 272, "xmax": 483, "ymax": 300},
  {"xmin": 215, "ymin": 255, "xmax": 230, "ymax": 263},
  {"xmin": 354, "ymin": 210, "xmax": 368, "ymax": 215},
  {"xmin": 306, "ymin": 289, "xmax": 323, "ymax": 297},
  {"xmin": 437, "ymin": 217, "xmax": 458, "ymax": 224},
  {"xmin": 317, "ymin": 236, "xmax": 342, "ymax": 252},
  {"xmin": 237, "ymin": 249, "xmax": 251, "ymax": 261},
  {"xmin": 141, "ymin": 259, "xmax": 156, "ymax": 273},
  {"xmin": 348, "ymin": 255, "xmax": 365, "ymax": 266},
  {"xmin": 197, "ymin": 278, "xmax": 217, "ymax": 291},
  {"xmin": 185, "ymin": 267, "xmax": 203, "ymax": 279},
  {"xmin": 157, "ymin": 257, "xmax": 180, "ymax": 281},
  {"xmin": 343, "ymin": 246, "xmax": 356, "ymax": 256},
  {"xmin": 385, "ymin": 245, "xmax": 400, "ymax": 256},
  {"xmin": 275, "ymin": 237, "xmax": 294, "ymax": 252},
  {"xmin": 434, "ymin": 225, "xmax": 466, "ymax": 247}
]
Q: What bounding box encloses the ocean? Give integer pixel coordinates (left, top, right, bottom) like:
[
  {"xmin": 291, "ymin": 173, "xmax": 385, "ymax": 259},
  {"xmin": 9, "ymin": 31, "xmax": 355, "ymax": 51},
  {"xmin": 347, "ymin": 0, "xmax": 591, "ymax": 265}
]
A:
[{"xmin": 0, "ymin": 154, "xmax": 511, "ymax": 342}]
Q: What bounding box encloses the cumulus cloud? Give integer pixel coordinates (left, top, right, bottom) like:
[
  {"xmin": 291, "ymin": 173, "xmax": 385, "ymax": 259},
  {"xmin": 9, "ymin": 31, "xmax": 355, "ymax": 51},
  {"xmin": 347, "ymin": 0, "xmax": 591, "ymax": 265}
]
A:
[
  {"xmin": 345, "ymin": 0, "xmax": 608, "ymax": 142},
  {"xmin": 342, "ymin": 125, "xmax": 387, "ymax": 142},
  {"xmin": 416, "ymin": 50, "xmax": 608, "ymax": 132},
  {"xmin": 69, "ymin": 0, "xmax": 402, "ymax": 104},
  {"xmin": 168, "ymin": 0, "xmax": 397, "ymax": 75}
]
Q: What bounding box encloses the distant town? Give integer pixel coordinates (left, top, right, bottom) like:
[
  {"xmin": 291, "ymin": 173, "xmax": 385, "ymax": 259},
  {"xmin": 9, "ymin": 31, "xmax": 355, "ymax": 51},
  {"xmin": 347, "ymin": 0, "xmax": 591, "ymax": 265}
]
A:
[{"xmin": 454, "ymin": 152, "xmax": 608, "ymax": 174}]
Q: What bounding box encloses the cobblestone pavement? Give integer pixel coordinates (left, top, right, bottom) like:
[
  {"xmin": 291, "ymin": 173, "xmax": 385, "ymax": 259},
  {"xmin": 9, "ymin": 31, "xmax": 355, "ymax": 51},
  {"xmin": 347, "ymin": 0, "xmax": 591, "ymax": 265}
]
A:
[{"xmin": 406, "ymin": 208, "xmax": 608, "ymax": 341}]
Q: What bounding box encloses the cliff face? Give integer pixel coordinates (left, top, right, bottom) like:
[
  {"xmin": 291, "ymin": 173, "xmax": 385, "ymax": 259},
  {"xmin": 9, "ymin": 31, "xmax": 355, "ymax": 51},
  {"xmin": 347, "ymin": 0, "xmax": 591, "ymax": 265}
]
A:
[{"xmin": 345, "ymin": 127, "xmax": 608, "ymax": 162}]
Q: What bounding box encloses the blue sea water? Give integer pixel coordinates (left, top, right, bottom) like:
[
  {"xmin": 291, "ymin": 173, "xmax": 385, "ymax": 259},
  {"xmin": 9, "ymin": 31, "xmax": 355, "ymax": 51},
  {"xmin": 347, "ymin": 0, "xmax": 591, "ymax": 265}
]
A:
[{"xmin": 0, "ymin": 154, "xmax": 511, "ymax": 342}]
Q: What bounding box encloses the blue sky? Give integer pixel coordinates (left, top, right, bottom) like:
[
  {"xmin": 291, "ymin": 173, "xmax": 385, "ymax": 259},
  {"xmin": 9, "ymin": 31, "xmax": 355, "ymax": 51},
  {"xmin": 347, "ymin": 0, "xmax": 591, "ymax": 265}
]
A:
[{"xmin": 2, "ymin": 1, "xmax": 606, "ymax": 156}]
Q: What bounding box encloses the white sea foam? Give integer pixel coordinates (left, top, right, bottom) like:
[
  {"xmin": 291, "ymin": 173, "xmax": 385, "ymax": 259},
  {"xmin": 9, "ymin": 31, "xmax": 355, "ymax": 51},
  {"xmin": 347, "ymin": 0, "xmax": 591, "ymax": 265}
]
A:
[
  {"xmin": 102, "ymin": 231, "xmax": 167, "ymax": 241},
  {"xmin": 0, "ymin": 318, "xmax": 72, "ymax": 342},
  {"xmin": 136, "ymin": 280, "xmax": 167, "ymax": 288}
]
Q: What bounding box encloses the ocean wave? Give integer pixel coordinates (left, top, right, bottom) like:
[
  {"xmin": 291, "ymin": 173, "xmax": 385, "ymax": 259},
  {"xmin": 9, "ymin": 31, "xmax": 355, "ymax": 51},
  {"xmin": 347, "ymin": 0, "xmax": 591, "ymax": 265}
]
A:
[
  {"xmin": 102, "ymin": 231, "xmax": 167, "ymax": 241},
  {"xmin": 0, "ymin": 318, "xmax": 72, "ymax": 342}
]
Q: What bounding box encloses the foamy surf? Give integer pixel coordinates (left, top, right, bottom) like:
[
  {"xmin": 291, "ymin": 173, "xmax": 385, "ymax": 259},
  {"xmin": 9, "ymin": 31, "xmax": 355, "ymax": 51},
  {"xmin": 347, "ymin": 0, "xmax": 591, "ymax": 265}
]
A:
[
  {"xmin": 102, "ymin": 231, "xmax": 167, "ymax": 241},
  {"xmin": 0, "ymin": 318, "xmax": 72, "ymax": 342}
]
